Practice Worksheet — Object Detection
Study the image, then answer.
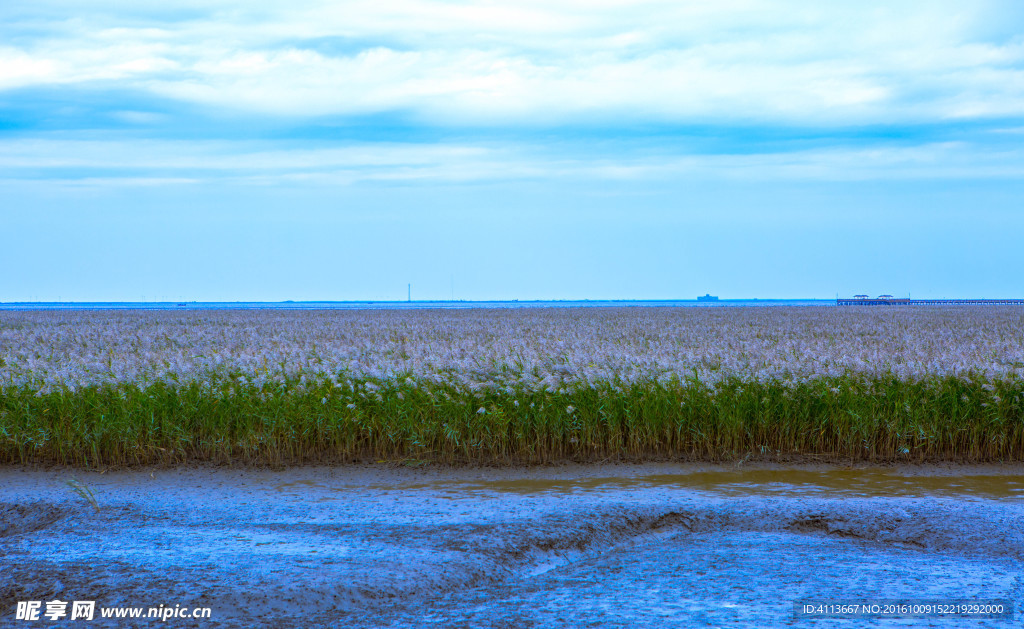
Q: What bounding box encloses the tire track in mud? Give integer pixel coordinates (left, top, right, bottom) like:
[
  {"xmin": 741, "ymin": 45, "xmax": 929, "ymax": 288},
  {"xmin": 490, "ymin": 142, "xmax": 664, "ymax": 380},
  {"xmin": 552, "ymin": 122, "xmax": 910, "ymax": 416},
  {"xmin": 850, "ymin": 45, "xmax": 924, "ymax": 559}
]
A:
[
  {"xmin": 0, "ymin": 502, "xmax": 75, "ymax": 538},
  {"xmin": 333, "ymin": 497, "xmax": 1024, "ymax": 610}
]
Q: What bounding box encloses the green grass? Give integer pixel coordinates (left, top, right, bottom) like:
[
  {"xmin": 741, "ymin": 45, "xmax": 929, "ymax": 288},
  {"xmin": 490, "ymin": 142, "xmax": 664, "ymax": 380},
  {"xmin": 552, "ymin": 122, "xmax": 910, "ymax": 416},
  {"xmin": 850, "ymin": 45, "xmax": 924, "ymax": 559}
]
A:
[
  {"xmin": 2, "ymin": 373, "xmax": 1023, "ymax": 467},
  {"xmin": 64, "ymin": 476, "xmax": 101, "ymax": 511}
]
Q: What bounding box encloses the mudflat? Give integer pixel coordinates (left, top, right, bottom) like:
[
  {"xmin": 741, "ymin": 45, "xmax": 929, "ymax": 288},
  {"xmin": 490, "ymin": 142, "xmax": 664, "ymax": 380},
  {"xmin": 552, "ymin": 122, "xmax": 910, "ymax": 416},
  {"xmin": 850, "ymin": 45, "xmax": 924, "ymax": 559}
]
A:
[{"xmin": 4, "ymin": 462, "xmax": 1023, "ymax": 627}]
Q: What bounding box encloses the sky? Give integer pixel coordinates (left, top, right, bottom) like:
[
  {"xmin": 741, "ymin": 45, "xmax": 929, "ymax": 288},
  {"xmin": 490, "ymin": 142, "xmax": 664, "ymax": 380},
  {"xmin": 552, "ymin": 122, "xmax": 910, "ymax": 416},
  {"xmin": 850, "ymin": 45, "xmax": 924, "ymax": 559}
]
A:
[{"xmin": 2, "ymin": 0, "xmax": 1023, "ymax": 301}]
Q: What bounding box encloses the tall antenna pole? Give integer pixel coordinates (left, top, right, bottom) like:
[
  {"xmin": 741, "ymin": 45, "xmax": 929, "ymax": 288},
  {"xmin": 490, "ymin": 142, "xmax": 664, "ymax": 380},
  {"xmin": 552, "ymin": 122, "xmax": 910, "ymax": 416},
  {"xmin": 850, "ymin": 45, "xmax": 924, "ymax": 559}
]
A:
[{"xmin": 408, "ymin": 283, "xmax": 411, "ymax": 302}]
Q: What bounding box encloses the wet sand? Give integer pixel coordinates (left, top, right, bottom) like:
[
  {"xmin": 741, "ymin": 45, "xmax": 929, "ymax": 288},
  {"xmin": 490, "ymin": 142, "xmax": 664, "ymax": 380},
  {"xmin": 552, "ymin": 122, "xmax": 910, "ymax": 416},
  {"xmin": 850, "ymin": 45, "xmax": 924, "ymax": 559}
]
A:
[{"xmin": 3, "ymin": 462, "xmax": 1023, "ymax": 627}]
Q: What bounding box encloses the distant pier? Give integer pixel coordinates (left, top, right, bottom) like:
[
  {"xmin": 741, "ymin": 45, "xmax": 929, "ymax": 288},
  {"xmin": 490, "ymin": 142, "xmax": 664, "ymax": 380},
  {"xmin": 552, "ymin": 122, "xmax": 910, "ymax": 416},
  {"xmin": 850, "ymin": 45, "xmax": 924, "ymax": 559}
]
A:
[{"xmin": 837, "ymin": 297, "xmax": 1024, "ymax": 306}]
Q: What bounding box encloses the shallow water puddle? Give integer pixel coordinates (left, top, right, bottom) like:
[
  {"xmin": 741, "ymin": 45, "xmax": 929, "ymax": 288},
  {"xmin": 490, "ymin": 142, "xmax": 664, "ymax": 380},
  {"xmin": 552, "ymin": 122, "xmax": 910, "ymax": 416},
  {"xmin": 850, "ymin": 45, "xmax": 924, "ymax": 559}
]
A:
[{"xmin": 274, "ymin": 469, "xmax": 1024, "ymax": 500}]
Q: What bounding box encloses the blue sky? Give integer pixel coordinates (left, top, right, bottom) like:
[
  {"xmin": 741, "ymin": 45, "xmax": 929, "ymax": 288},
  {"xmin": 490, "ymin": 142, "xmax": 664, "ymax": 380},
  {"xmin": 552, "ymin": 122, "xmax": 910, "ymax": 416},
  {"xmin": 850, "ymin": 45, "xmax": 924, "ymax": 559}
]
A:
[{"xmin": 2, "ymin": 0, "xmax": 1023, "ymax": 301}]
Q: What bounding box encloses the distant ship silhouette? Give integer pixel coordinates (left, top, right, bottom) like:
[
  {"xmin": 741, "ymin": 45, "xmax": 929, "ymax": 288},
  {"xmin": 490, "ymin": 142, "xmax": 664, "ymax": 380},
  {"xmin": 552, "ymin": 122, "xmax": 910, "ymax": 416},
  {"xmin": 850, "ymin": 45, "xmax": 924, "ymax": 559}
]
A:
[{"xmin": 697, "ymin": 294, "xmax": 719, "ymax": 302}]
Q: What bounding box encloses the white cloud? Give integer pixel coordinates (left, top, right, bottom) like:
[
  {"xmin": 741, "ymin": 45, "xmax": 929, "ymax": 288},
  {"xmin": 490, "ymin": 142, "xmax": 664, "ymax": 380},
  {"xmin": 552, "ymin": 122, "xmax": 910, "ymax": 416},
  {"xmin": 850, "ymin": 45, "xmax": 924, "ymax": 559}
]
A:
[
  {"xmin": 0, "ymin": 48, "xmax": 61, "ymax": 88},
  {"xmin": 2, "ymin": 137, "xmax": 1021, "ymax": 186},
  {"xmin": 1, "ymin": 0, "xmax": 1022, "ymax": 124}
]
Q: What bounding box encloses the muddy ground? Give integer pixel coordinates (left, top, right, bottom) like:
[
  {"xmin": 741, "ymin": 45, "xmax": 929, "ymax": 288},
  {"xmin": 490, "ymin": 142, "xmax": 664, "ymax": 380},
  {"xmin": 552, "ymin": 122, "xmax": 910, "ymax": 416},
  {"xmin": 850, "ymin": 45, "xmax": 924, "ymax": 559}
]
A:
[{"xmin": 3, "ymin": 462, "xmax": 1023, "ymax": 627}]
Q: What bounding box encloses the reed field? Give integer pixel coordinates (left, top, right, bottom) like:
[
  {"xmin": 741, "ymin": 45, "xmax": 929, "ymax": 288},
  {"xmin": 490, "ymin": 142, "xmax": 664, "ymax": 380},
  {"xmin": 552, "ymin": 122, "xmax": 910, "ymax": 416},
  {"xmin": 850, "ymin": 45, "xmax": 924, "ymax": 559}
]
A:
[{"xmin": 2, "ymin": 307, "xmax": 1023, "ymax": 467}]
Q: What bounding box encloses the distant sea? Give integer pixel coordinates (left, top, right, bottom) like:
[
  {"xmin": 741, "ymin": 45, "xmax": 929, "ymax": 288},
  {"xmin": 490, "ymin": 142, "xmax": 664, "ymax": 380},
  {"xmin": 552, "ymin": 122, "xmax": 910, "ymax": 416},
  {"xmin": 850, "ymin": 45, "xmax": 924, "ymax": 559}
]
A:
[{"xmin": 0, "ymin": 299, "xmax": 833, "ymax": 311}]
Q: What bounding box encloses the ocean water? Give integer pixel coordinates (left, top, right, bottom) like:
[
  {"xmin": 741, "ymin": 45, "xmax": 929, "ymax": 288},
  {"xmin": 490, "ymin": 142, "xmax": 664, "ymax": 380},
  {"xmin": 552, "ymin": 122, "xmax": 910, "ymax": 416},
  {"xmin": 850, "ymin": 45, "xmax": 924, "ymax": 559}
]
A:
[{"xmin": 0, "ymin": 299, "xmax": 833, "ymax": 311}]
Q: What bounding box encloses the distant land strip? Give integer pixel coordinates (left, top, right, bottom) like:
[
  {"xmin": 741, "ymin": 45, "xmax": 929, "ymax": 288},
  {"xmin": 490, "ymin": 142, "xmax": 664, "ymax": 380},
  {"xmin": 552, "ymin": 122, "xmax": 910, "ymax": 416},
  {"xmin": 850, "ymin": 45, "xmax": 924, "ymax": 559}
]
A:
[{"xmin": 837, "ymin": 298, "xmax": 1024, "ymax": 306}]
